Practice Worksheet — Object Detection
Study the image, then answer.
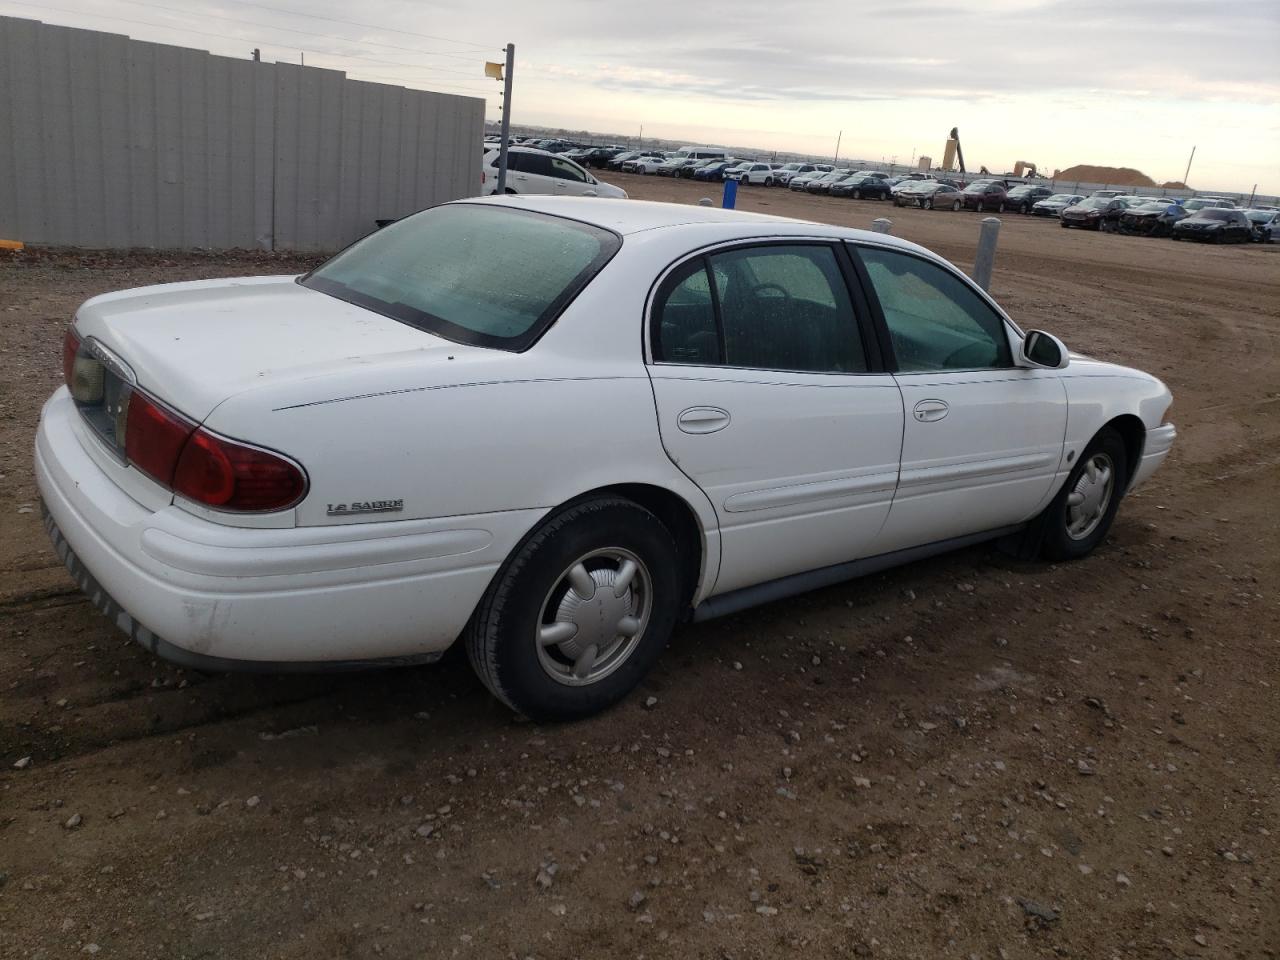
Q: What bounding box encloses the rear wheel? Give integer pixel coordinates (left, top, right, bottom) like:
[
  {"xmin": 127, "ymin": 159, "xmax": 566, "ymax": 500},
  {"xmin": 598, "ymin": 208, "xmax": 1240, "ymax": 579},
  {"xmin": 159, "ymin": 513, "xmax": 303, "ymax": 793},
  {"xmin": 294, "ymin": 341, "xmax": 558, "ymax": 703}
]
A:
[
  {"xmin": 976, "ymin": 200, "xmax": 985, "ymax": 213},
  {"xmin": 854, "ymin": 189, "xmax": 863, "ymax": 199},
  {"xmin": 1020, "ymin": 202, "xmax": 1030, "ymax": 214},
  {"xmin": 464, "ymin": 497, "xmax": 682, "ymax": 721},
  {"xmin": 1038, "ymin": 429, "xmax": 1128, "ymax": 561}
]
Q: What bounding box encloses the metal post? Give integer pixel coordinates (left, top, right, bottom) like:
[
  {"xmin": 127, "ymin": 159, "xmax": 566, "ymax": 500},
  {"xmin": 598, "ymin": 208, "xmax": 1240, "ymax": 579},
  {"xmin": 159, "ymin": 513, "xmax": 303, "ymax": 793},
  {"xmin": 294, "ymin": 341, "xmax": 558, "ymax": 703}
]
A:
[
  {"xmin": 973, "ymin": 217, "xmax": 1000, "ymax": 292},
  {"xmin": 833, "ymin": 130, "xmax": 841, "ymax": 165},
  {"xmin": 871, "ymin": 218, "xmax": 892, "ymax": 234},
  {"xmin": 1182, "ymin": 146, "xmax": 1195, "ymax": 188},
  {"xmin": 496, "ymin": 43, "xmax": 515, "ymax": 193}
]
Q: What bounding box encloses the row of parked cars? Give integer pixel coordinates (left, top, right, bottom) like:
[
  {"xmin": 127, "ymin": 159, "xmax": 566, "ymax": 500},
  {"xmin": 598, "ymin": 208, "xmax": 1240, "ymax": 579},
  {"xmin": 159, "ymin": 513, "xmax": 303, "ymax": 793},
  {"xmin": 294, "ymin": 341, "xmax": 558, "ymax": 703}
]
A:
[{"xmin": 480, "ymin": 139, "xmax": 1277, "ymax": 243}]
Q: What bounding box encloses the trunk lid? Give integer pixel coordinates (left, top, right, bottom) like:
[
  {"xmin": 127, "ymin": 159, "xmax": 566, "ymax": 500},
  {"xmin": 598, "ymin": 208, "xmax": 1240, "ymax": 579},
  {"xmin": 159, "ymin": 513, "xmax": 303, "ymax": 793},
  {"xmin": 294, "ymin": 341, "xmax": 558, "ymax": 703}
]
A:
[{"xmin": 73, "ymin": 276, "xmax": 472, "ymax": 421}]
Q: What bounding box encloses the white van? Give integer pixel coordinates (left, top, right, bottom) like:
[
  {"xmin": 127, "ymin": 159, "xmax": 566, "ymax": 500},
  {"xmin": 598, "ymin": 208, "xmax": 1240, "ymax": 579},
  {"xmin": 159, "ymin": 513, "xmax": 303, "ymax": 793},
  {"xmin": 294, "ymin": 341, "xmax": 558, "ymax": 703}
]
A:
[
  {"xmin": 481, "ymin": 147, "xmax": 627, "ymax": 198},
  {"xmin": 673, "ymin": 146, "xmax": 727, "ymax": 161}
]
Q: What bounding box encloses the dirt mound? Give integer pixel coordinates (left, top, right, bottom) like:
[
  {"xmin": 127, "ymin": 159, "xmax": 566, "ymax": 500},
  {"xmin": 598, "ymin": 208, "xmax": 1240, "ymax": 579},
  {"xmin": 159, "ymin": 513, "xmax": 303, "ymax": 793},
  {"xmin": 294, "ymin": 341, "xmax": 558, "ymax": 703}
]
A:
[
  {"xmin": 1053, "ymin": 164, "xmax": 1156, "ymax": 186},
  {"xmin": 1162, "ymin": 180, "xmax": 1188, "ymax": 190}
]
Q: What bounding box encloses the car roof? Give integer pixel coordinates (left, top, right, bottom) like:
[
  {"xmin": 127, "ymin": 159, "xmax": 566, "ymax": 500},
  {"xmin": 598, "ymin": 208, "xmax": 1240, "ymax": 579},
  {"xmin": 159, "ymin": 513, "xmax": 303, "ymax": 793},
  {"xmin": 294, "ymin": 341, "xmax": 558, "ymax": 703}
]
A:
[{"xmin": 452, "ymin": 196, "xmax": 937, "ymax": 253}]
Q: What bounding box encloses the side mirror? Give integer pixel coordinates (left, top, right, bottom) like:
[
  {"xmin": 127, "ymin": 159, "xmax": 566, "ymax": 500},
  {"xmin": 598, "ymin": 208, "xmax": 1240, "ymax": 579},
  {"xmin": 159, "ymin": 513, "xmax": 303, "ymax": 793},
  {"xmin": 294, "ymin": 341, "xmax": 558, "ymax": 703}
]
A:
[{"xmin": 1020, "ymin": 330, "xmax": 1069, "ymax": 370}]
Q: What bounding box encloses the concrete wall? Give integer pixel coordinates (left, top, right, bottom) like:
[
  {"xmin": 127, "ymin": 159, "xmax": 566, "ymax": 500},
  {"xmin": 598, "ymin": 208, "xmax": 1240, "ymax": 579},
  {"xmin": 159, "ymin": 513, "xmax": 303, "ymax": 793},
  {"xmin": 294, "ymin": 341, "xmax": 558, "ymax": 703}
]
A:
[{"xmin": 0, "ymin": 16, "xmax": 485, "ymax": 251}]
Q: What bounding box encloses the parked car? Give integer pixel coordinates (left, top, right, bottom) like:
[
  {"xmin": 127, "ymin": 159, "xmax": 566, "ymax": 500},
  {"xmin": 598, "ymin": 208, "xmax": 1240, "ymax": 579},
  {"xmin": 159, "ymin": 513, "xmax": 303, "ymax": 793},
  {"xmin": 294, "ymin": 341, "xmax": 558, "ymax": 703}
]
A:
[
  {"xmin": 960, "ymin": 181, "xmax": 1009, "ymax": 212},
  {"xmin": 772, "ymin": 162, "xmax": 818, "ymax": 186},
  {"xmin": 605, "ymin": 151, "xmax": 639, "ymax": 170},
  {"xmin": 1005, "ymin": 185, "xmax": 1056, "ymax": 214},
  {"xmin": 1244, "ymin": 208, "xmax": 1280, "ymax": 242},
  {"xmin": 655, "ymin": 158, "xmax": 699, "ymax": 178},
  {"xmin": 693, "ymin": 160, "xmax": 738, "ymax": 182},
  {"xmin": 893, "ymin": 181, "xmax": 963, "ymax": 210},
  {"xmin": 1182, "ymin": 197, "xmax": 1236, "ymax": 213},
  {"xmin": 39, "ymin": 196, "xmax": 1175, "ymax": 720},
  {"xmin": 623, "ymin": 154, "xmax": 669, "ymax": 175},
  {"xmin": 1171, "ymin": 208, "xmax": 1255, "ymax": 243},
  {"xmin": 805, "ymin": 170, "xmax": 857, "ymax": 195},
  {"xmin": 730, "ymin": 162, "xmax": 781, "ymax": 186},
  {"xmin": 1117, "ymin": 200, "xmax": 1189, "ymax": 237},
  {"xmin": 1060, "ymin": 196, "xmax": 1126, "ymax": 230},
  {"xmin": 481, "ymin": 147, "xmax": 627, "ymax": 199},
  {"xmin": 581, "ymin": 147, "xmax": 624, "ymax": 169},
  {"xmin": 1031, "ymin": 194, "xmax": 1085, "ymax": 217},
  {"xmin": 1090, "ymin": 189, "xmax": 1128, "ymax": 199},
  {"xmin": 788, "ymin": 170, "xmax": 829, "ymax": 191},
  {"xmin": 829, "ymin": 173, "xmax": 892, "ymax": 200},
  {"xmin": 676, "ymin": 158, "xmax": 718, "ymax": 179}
]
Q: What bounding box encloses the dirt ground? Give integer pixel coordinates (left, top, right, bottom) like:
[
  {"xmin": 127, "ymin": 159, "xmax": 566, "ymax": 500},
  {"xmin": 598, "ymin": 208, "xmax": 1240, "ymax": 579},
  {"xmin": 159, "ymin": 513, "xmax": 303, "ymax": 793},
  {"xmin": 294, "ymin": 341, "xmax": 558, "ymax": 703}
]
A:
[{"xmin": 1, "ymin": 176, "xmax": 1277, "ymax": 960}]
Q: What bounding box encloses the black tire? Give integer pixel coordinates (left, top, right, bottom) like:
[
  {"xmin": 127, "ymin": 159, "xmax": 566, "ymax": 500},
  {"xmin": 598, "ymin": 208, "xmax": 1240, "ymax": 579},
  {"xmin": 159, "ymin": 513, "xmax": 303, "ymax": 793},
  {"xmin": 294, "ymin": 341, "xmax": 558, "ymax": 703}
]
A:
[
  {"xmin": 1038, "ymin": 428, "xmax": 1129, "ymax": 561},
  {"xmin": 1020, "ymin": 202, "xmax": 1030, "ymax": 214},
  {"xmin": 854, "ymin": 189, "xmax": 862, "ymax": 199},
  {"xmin": 923, "ymin": 198, "xmax": 934, "ymax": 210},
  {"xmin": 997, "ymin": 201, "xmax": 1005, "ymax": 213},
  {"xmin": 1061, "ymin": 220, "xmax": 1070, "ymax": 228},
  {"xmin": 952, "ymin": 200, "xmax": 962, "ymax": 211},
  {"xmin": 465, "ymin": 496, "xmax": 682, "ymax": 721},
  {"xmin": 976, "ymin": 200, "xmax": 985, "ymax": 213},
  {"xmin": 764, "ymin": 177, "xmax": 773, "ymax": 187}
]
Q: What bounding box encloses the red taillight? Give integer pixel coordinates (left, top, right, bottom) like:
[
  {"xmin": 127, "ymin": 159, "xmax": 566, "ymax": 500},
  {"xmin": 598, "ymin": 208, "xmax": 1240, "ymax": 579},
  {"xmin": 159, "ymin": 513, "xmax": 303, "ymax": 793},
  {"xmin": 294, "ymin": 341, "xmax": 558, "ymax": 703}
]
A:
[
  {"xmin": 63, "ymin": 329, "xmax": 81, "ymax": 387},
  {"xmin": 124, "ymin": 391, "xmax": 196, "ymax": 487},
  {"xmin": 173, "ymin": 429, "xmax": 306, "ymax": 512}
]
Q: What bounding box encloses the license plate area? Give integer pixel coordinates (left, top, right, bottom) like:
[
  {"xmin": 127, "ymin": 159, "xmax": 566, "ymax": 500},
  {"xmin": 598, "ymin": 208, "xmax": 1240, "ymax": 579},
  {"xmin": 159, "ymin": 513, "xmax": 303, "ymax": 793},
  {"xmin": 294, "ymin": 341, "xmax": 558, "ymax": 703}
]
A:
[{"xmin": 71, "ymin": 338, "xmax": 136, "ymax": 461}]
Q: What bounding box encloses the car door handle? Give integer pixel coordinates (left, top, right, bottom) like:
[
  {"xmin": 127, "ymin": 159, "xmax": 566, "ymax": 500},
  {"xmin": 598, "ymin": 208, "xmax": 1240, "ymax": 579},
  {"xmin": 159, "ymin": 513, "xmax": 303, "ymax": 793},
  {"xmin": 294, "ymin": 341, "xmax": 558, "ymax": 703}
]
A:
[
  {"xmin": 677, "ymin": 406, "xmax": 731, "ymax": 434},
  {"xmin": 913, "ymin": 399, "xmax": 949, "ymax": 422}
]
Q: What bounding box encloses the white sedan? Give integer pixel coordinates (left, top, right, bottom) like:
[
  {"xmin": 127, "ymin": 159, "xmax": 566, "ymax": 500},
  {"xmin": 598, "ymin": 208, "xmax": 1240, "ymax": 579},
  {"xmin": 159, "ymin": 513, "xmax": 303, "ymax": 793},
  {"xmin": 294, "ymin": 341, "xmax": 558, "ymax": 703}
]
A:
[
  {"xmin": 481, "ymin": 146, "xmax": 626, "ymax": 199},
  {"xmin": 37, "ymin": 197, "xmax": 1175, "ymax": 720}
]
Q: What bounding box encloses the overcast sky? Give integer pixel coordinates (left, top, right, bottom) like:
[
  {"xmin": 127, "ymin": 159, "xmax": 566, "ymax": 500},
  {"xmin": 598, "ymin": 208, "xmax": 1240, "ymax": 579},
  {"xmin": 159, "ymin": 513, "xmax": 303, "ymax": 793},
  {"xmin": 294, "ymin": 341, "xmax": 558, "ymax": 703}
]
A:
[{"xmin": 3, "ymin": 0, "xmax": 1277, "ymax": 192}]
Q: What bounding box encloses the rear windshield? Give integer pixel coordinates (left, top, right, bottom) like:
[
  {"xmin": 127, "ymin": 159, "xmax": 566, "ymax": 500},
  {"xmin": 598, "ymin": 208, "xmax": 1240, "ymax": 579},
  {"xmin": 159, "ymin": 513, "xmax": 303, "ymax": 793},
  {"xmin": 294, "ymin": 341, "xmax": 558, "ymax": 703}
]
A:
[{"xmin": 302, "ymin": 204, "xmax": 620, "ymax": 351}]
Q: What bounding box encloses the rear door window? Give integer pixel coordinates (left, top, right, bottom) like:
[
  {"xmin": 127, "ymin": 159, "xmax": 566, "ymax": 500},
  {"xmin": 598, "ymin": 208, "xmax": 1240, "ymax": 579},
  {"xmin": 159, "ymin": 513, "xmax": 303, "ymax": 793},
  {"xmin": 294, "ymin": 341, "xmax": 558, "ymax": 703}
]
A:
[{"xmin": 653, "ymin": 245, "xmax": 867, "ymax": 374}]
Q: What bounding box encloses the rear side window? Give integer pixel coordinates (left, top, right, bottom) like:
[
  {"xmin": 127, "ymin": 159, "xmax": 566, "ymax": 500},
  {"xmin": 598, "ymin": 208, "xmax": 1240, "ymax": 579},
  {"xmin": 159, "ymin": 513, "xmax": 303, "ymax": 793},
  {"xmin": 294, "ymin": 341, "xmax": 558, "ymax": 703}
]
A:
[
  {"xmin": 303, "ymin": 204, "xmax": 620, "ymax": 351},
  {"xmin": 855, "ymin": 246, "xmax": 1012, "ymax": 372},
  {"xmin": 653, "ymin": 244, "xmax": 867, "ymax": 374}
]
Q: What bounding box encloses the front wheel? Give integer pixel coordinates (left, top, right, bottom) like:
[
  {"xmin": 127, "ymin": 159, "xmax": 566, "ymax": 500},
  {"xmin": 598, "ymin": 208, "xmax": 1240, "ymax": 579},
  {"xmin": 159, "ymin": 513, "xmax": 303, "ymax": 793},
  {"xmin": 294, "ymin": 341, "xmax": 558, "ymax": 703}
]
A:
[
  {"xmin": 764, "ymin": 177, "xmax": 773, "ymax": 187},
  {"xmin": 1020, "ymin": 202, "xmax": 1030, "ymax": 214},
  {"xmin": 976, "ymin": 200, "xmax": 985, "ymax": 213},
  {"xmin": 854, "ymin": 189, "xmax": 862, "ymax": 200},
  {"xmin": 923, "ymin": 198, "xmax": 934, "ymax": 210},
  {"xmin": 952, "ymin": 200, "xmax": 962, "ymax": 211},
  {"xmin": 1038, "ymin": 429, "xmax": 1129, "ymax": 561},
  {"xmin": 464, "ymin": 497, "xmax": 682, "ymax": 721}
]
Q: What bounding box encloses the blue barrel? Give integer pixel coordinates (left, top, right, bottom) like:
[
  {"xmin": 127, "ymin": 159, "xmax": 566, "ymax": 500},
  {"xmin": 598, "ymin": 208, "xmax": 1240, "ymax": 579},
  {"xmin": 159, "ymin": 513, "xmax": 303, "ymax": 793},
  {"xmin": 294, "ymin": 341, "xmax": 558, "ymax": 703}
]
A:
[{"xmin": 723, "ymin": 178, "xmax": 738, "ymax": 209}]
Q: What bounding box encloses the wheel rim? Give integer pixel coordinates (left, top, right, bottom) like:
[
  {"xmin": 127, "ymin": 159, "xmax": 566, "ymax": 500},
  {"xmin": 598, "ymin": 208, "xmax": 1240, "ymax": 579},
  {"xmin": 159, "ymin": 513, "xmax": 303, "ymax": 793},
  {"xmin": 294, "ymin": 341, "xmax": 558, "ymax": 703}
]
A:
[
  {"xmin": 953, "ymin": 200, "xmax": 961, "ymax": 211},
  {"xmin": 924, "ymin": 198, "xmax": 933, "ymax": 209},
  {"xmin": 1065, "ymin": 453, "xmax": 1115, "ymax": 540},
  {"xmin": 535, "ymin": 548, "xmax": 652, "ymax": 686},
  {"xmin": 854, "ymin": 190, "xmax": 862, "ymax": 199},
  {"xmin": 976, "ymin": 201, "xmax": 984, "ymax": 212}
]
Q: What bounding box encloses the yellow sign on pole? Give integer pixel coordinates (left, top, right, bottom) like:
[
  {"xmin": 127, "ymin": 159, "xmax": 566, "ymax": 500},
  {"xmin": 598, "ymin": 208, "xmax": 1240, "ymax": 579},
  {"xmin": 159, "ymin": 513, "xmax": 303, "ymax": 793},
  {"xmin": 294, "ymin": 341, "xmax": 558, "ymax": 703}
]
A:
[{"xmin": 484, "ymin": 61, "xmax": 504, "ymax": 80}]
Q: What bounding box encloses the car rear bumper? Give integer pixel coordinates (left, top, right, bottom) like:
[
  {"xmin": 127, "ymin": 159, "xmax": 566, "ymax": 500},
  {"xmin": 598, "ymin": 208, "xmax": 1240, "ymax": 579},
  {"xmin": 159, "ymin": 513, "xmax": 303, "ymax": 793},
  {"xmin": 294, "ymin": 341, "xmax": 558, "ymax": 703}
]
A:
[{"xmin": 35, "ymin": 389, "xmax": 537, "ymax": 669}]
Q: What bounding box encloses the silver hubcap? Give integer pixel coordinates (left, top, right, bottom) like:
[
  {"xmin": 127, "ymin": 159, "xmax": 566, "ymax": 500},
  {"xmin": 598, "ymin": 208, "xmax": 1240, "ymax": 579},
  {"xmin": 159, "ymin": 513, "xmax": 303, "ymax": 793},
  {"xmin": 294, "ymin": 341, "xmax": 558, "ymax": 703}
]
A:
[
  {"xmin": 536, "ymin": 548, "xmax": 651, "ymax": 686},
  {"xmin": 1065, "ymin": 453, "xmax": 1114, "ymax": 540}
]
